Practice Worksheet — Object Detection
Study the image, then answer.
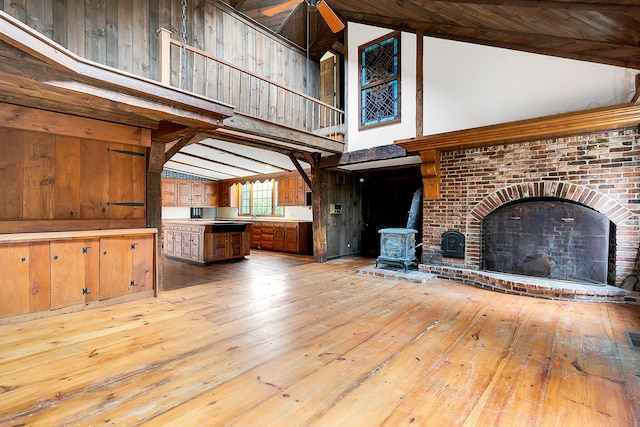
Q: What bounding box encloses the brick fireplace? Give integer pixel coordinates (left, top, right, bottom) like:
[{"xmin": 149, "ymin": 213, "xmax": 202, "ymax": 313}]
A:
[{"xmin": 397, "ymin": 105, "xmax": 640, "ymax": 302}]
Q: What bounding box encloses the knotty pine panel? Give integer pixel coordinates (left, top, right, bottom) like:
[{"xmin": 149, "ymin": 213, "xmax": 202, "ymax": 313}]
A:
[
  {"xmin": 23, "ymin": 132, "xmax": 55, "ymax": 220},
  {"xmin": 28, "ymin": 241, "xmax": 51, "ymax": 313},
  {"xmin": 0, "ymin": 243, "xmax": 30, "ymax": 317},
  {"xmin": 80, "ymin": 139, "xmax": 110, "ymax": 220},
  {"xmin": 54, "ymin": 136, "xmax": 81, "ymax": 220},
  {"xmin": 108, "ymin": 143, "xmax": 135, "ymax": 220},
  {"xmin": 0, "ymin": 130, "xmax": 25, "ymax": 220}
]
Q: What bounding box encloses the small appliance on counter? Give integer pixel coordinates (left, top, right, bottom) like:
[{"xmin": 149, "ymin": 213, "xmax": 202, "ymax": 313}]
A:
[{"xmin": 190, "ymin": 207, "xmax": 203, "ymax": 219}]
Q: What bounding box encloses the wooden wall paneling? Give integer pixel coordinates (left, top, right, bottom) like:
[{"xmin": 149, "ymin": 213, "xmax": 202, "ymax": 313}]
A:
[
  {"xmin": 54, "ymin": 136, "xmax": 81, "ymax": 220},
  {"xmin": 26, "ymin": 0, "xmax": 53, "ymax": 40},
  {"xmin": 28, "ymin": 241, "xmax": 51, "ymax": 312},
  {"xmin": 105, "ymin": 0, "xmax": 118, "ymax": 69},
  {"xmin": 4, "ymin": 0, "xmax": 27, "ymax": 22},
  {"xmin": 132, "ymin": 0, "xmax": 150, "ymax": 78},
  {"xmin": 52, "ymin": 0, "xmax": 67, "ymax": 47},
  {"xmin": 66, "ymin": 0, "xmax": 85, "ymax": 56},
  {"xmin": 23, "ymin": 132, "xmax": 55, "ymax": 220},
  {"xmin": 132, "ymin": 234, "xmax": 154, "ymax": 293},
  {"xmin": 80, "ymin": 139, "xmax": 109, "ymax": 219},
  {"xmin": 0, "ymin": 129, "xmax": 25, "ymax": 220},
  {"xmin": 108, "ymin": 143, "xmax": 134, "ymax": 219},
  {"xmin": 132, "ymin": 145, "xmax": 147, "ymax": 219},
  {"xmin": 100, "ymin": 236, "xmax": 133, "ymax": 300},
  {"xmin": 117, "ymin": 0, "xmax": 133, "ymax": 72},
  {"xmin": 0, "ymin": 243, "xmax": 30, "ymax": 317},
  {"xmin": 85, "ymin": 0, "xmax": 107, "ymax": 64},
  {"xmin": 325, "ymin": 171, "xmax": 362, "ymax": 258}
]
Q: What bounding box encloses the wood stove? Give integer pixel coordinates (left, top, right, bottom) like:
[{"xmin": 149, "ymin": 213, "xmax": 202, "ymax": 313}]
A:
[{"xmin": 376, "ymin": 228, "xmax": 418, "ymax": 272}]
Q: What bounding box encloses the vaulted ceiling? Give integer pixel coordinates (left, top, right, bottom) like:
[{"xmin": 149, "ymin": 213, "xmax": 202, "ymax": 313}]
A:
[{"xmin": 230, "ymin": 0, "xmax": 640, "ymax": 70}]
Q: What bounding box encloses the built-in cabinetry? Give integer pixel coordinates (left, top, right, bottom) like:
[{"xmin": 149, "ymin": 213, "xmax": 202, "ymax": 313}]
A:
[
  {"xmin": 277, "ymin": 175, "xmax": 310, "ymax": 206},
  {"xmin": 163, "ymin": 221, "xmax": 251, "ymax": 263},
  {"xmin": 0, "ymin": 229, "xmax": 156, "ymax": 319},
  {"xmin": 251, "ymin": 221, "xmax": 311, "ymax": 255},
  {"xmin": 162, "ymin": 179, "xmax": 218, "ymax": 207}
]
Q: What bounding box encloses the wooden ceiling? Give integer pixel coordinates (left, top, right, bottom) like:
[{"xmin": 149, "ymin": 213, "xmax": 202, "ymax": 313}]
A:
[{"xmin": 229, "ymin": 0, "xmax": 640, "ymax": 70}]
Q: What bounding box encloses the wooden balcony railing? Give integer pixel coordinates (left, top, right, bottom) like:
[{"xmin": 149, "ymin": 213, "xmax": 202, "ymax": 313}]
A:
[{"xmin": 157, "ymin": 28, "xmax": 345, "ymax": 142}]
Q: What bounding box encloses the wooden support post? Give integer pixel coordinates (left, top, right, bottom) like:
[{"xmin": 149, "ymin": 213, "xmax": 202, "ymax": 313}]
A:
[
  {"xmin": 311, "ymin": 153, "xmax": 328, "ymax": 263},
  {"xmin": 157, "ymin": 28, "xmax": 172, "ymax": 86},
  {"xmin": 147, "ymin": 140, "xmax": 165, "ymax": 293},
  {"xmin": 420, "ymin": 149, "xmax": 440, "ymax": 200},
  {"xmin": 416, "ymin": 31, "xmax": 424, "ymax": 136}
]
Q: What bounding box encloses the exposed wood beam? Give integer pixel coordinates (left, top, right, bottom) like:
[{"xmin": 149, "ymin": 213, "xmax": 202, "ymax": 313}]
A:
[
  {"xmin": 396, "ymin": 103, "xmax": 640, "ymax": 199},
  {"xmin": 164, "ymin": 133, "xmax": 204, "ymax": 163},
  {"xmin": 416, "ymin": 30, "xmax": 424, "ymax": 137},
  {"xmin": 222, "ymin": 113, "xmax": 345, "ymax": 154},
  {"xmin": 320, "ymin": 144, "xmax": 409, "ymax": 168},
  {"xmin": 288, "ymin": 153, "xmax": 313, "ymax": 191},
  {"xmin": 428, "ymin": 0, "xmax": 640, "ymax": 13}
]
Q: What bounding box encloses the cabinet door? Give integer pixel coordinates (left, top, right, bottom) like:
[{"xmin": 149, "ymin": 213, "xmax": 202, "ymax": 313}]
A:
[
  {"xmin": 164, "ymin": 228, "xmax": 175, "ymax": 255},
  {"xmin": 295, "ymin": 176, "xmax": 309, "ymax": 206},
  {"xmin": 0, "ymin": 243, "xmax": 30, "ymax": 317},
  {"xmin": 177, "ymin": 180, "xmax": 191, "ymax": 206},
  {"xmin": 189, "ymin": 232, "xmax": 202, "ymax": 262},
  {"xmin": 211, "ymin": 233, "xmax": 230, "ymax": 261},
  {"xmin": 274, "ymin": 223, "xmax": 286, "ymax": 251},
  {"xmin": 162, "ymin": 180, "xmax": 177, "ymax": 206},
  {"xmin": 100, "ymin": 237, "xmax": 134, "ymax": 300},
  {"xmin": 131, "ymin": 235, "xmax": 154, "ymax": 293},
  {"xmin": 229, "ymin": 233, "xmax": 243, "ymax": 258},
  {"xmin": 51, "ymin": 240, "xmax": 99, "ymax": 309},
  {"xmin": 191, "ymin": 182, "xmax": 204, "ymax": 206},
  {"xmin": 180, "ymin": 231, "xmax": 192, "ymax": 259},
  {"xmin": 285, "ymin": 223, "xmax": 300, "ymax": 253},
  {"xmin": 204, "ymin": 182, "xmax": 218, "ymax": 207}
]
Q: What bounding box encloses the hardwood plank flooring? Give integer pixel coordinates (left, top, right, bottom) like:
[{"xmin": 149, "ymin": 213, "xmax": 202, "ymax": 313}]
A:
[{"xmin": 0, "ymin": 251, "xmax": 639, "ymax": 426}]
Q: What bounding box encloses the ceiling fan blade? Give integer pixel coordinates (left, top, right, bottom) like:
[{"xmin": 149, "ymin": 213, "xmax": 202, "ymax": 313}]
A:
[
  {"xmin": 263, "ymin": 0, "xmax": 304, "ymax": 17},
  {"xmin": 316, "ymin": 0, "xmax": 344, "ymax": 33}
]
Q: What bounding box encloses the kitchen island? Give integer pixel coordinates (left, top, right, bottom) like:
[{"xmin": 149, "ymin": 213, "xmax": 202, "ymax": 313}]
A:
[{"xmin": 163, "ymin": 220, "xmax": 252, "ymax": 263}]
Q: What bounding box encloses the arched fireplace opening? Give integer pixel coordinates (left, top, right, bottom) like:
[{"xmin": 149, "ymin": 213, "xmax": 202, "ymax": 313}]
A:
[{"xmin": 482, "ymin": 198, "xmax": 615, "ymax": 286}]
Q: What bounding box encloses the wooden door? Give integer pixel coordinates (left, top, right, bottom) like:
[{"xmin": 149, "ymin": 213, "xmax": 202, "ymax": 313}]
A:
[
  {"xmin": 320, "ymin": 55, "xmax": 336, "ymax": 107},
  {"xmin": 285, "ymin": 223, "xmax": 300, "ymax": 253},
  {"xmin": 100, "ymin": 237, "xmax": 133, "ymax": 300},
  {"xmin": 229, "ymin": 233, "xmax": 243, "ymax": 258},
  {"xmin": 177, "ymin": 180, "xmax": 191, "ymax": 206},
  {"xmin": 50, "ymin": 240, "xmax": 99, "ymax": 309},
  {"xmin": 204, "ymin": 182, "xmax": 218, "ymax": 206},
  {"xmin": 0, "ymin": 243, "xmax": 30, "ymax": 317},
  {"xmin": 189, "ymin": 232, "xmax": 202, "ymax": 262},
  {"xmin": 274, "ymin": 223, "xmax": 286, "ymax": 251},
  {"xmin": 162, "ymin": 180, "xmax": 177, "ymax": 206},
  {"xmin": 164, "ymin": 228, "xmax": 175, "ymax": 255},
  {"xmin": 211, "ymin": 233, "xmax": 229, "ymax": 261},
  {"xmin": 191, "ymin": 182, "xmax": 204, "ymax": 206},
  {"xmin": 131, "ymin": 235, "xmax": 154, "ymax": 293}
]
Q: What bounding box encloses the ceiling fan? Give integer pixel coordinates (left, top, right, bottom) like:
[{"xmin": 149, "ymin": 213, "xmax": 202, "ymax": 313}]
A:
[{"xmin": 263, "ymin": 0, "xmax": 345, "ymax": 33}]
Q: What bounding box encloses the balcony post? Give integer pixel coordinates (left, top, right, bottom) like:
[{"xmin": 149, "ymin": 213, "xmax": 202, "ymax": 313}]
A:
[{"xmin": 157, "ymin": 28, "xmax": 172, "ymax": 85}]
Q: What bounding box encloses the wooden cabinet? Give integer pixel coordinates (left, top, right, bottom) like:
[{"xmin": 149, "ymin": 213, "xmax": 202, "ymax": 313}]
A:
[
  {"xmin": 0, "ymin": 229, "xmax": 156, "ymax": 320},
  {"xmin": 249, "ymin": 221, "xmax": 311, "ymax": 255},
  {"xmin": 164, "ymin": 221, "xmax": 250, "ymax": 263},
  {"xmin": 277, "ymin": 175, "xmax": 310, "ymax": 206},
  {"xmin": 162, "ymin": 179, "xmax": 218, "ymax": 207}
]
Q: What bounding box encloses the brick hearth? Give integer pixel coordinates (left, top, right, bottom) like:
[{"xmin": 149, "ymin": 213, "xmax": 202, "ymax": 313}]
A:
[{"xmin": 419, "ymin": 127, "xmax": 640, "ymax": 296}]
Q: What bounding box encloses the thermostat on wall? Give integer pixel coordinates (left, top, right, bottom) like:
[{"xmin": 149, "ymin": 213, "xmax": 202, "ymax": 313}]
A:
[{"xmin": 330, "ymin": 203, "xmax": 342, "ymax": 214}]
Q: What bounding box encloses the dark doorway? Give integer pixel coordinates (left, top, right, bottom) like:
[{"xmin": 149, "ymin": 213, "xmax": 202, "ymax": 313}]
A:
[
  {"xmin": 360, "ymin": 167, "xmax": 422, "ymax": 258},
  {"xmin": 483, "ymin": 199, "xmax": 613, "ymax": 284}
]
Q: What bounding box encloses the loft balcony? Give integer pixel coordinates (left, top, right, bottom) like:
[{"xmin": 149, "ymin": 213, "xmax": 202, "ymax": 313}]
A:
[{"xmin": 156, "ymin": 28, "xmax": 345, "ymax": 179}]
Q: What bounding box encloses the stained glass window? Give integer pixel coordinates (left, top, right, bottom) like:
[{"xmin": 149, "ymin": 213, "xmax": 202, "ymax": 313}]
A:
[{"xmin": 359, "ymin": 32, "xmax": 400, "ymax": 129}]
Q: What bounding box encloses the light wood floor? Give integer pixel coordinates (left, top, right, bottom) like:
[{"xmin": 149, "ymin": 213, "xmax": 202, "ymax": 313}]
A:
[{"xmin": 1, "ymin": 251, "xmax": 639, "ymax": 426}]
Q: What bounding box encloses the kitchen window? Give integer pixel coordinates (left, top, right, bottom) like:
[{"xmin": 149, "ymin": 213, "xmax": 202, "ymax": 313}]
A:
[{"xmin": 239, "ymin": 180, "xmax": 283, "ymax": 216}]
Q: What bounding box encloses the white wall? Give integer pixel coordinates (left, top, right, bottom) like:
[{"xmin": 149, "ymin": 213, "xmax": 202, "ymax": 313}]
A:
[
  {"xmin": 346, "ymin": 23, "xmax": 638, "ymax": 149},
  {"xmin": 346, "ymin": 24, "xmax": 417, "ymax": 152}
]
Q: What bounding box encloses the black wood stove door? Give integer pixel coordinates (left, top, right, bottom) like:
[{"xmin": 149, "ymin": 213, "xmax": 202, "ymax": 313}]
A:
[{"xmin": 483, "ymin": 200, "xmax": 610, "ymax": 284}]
